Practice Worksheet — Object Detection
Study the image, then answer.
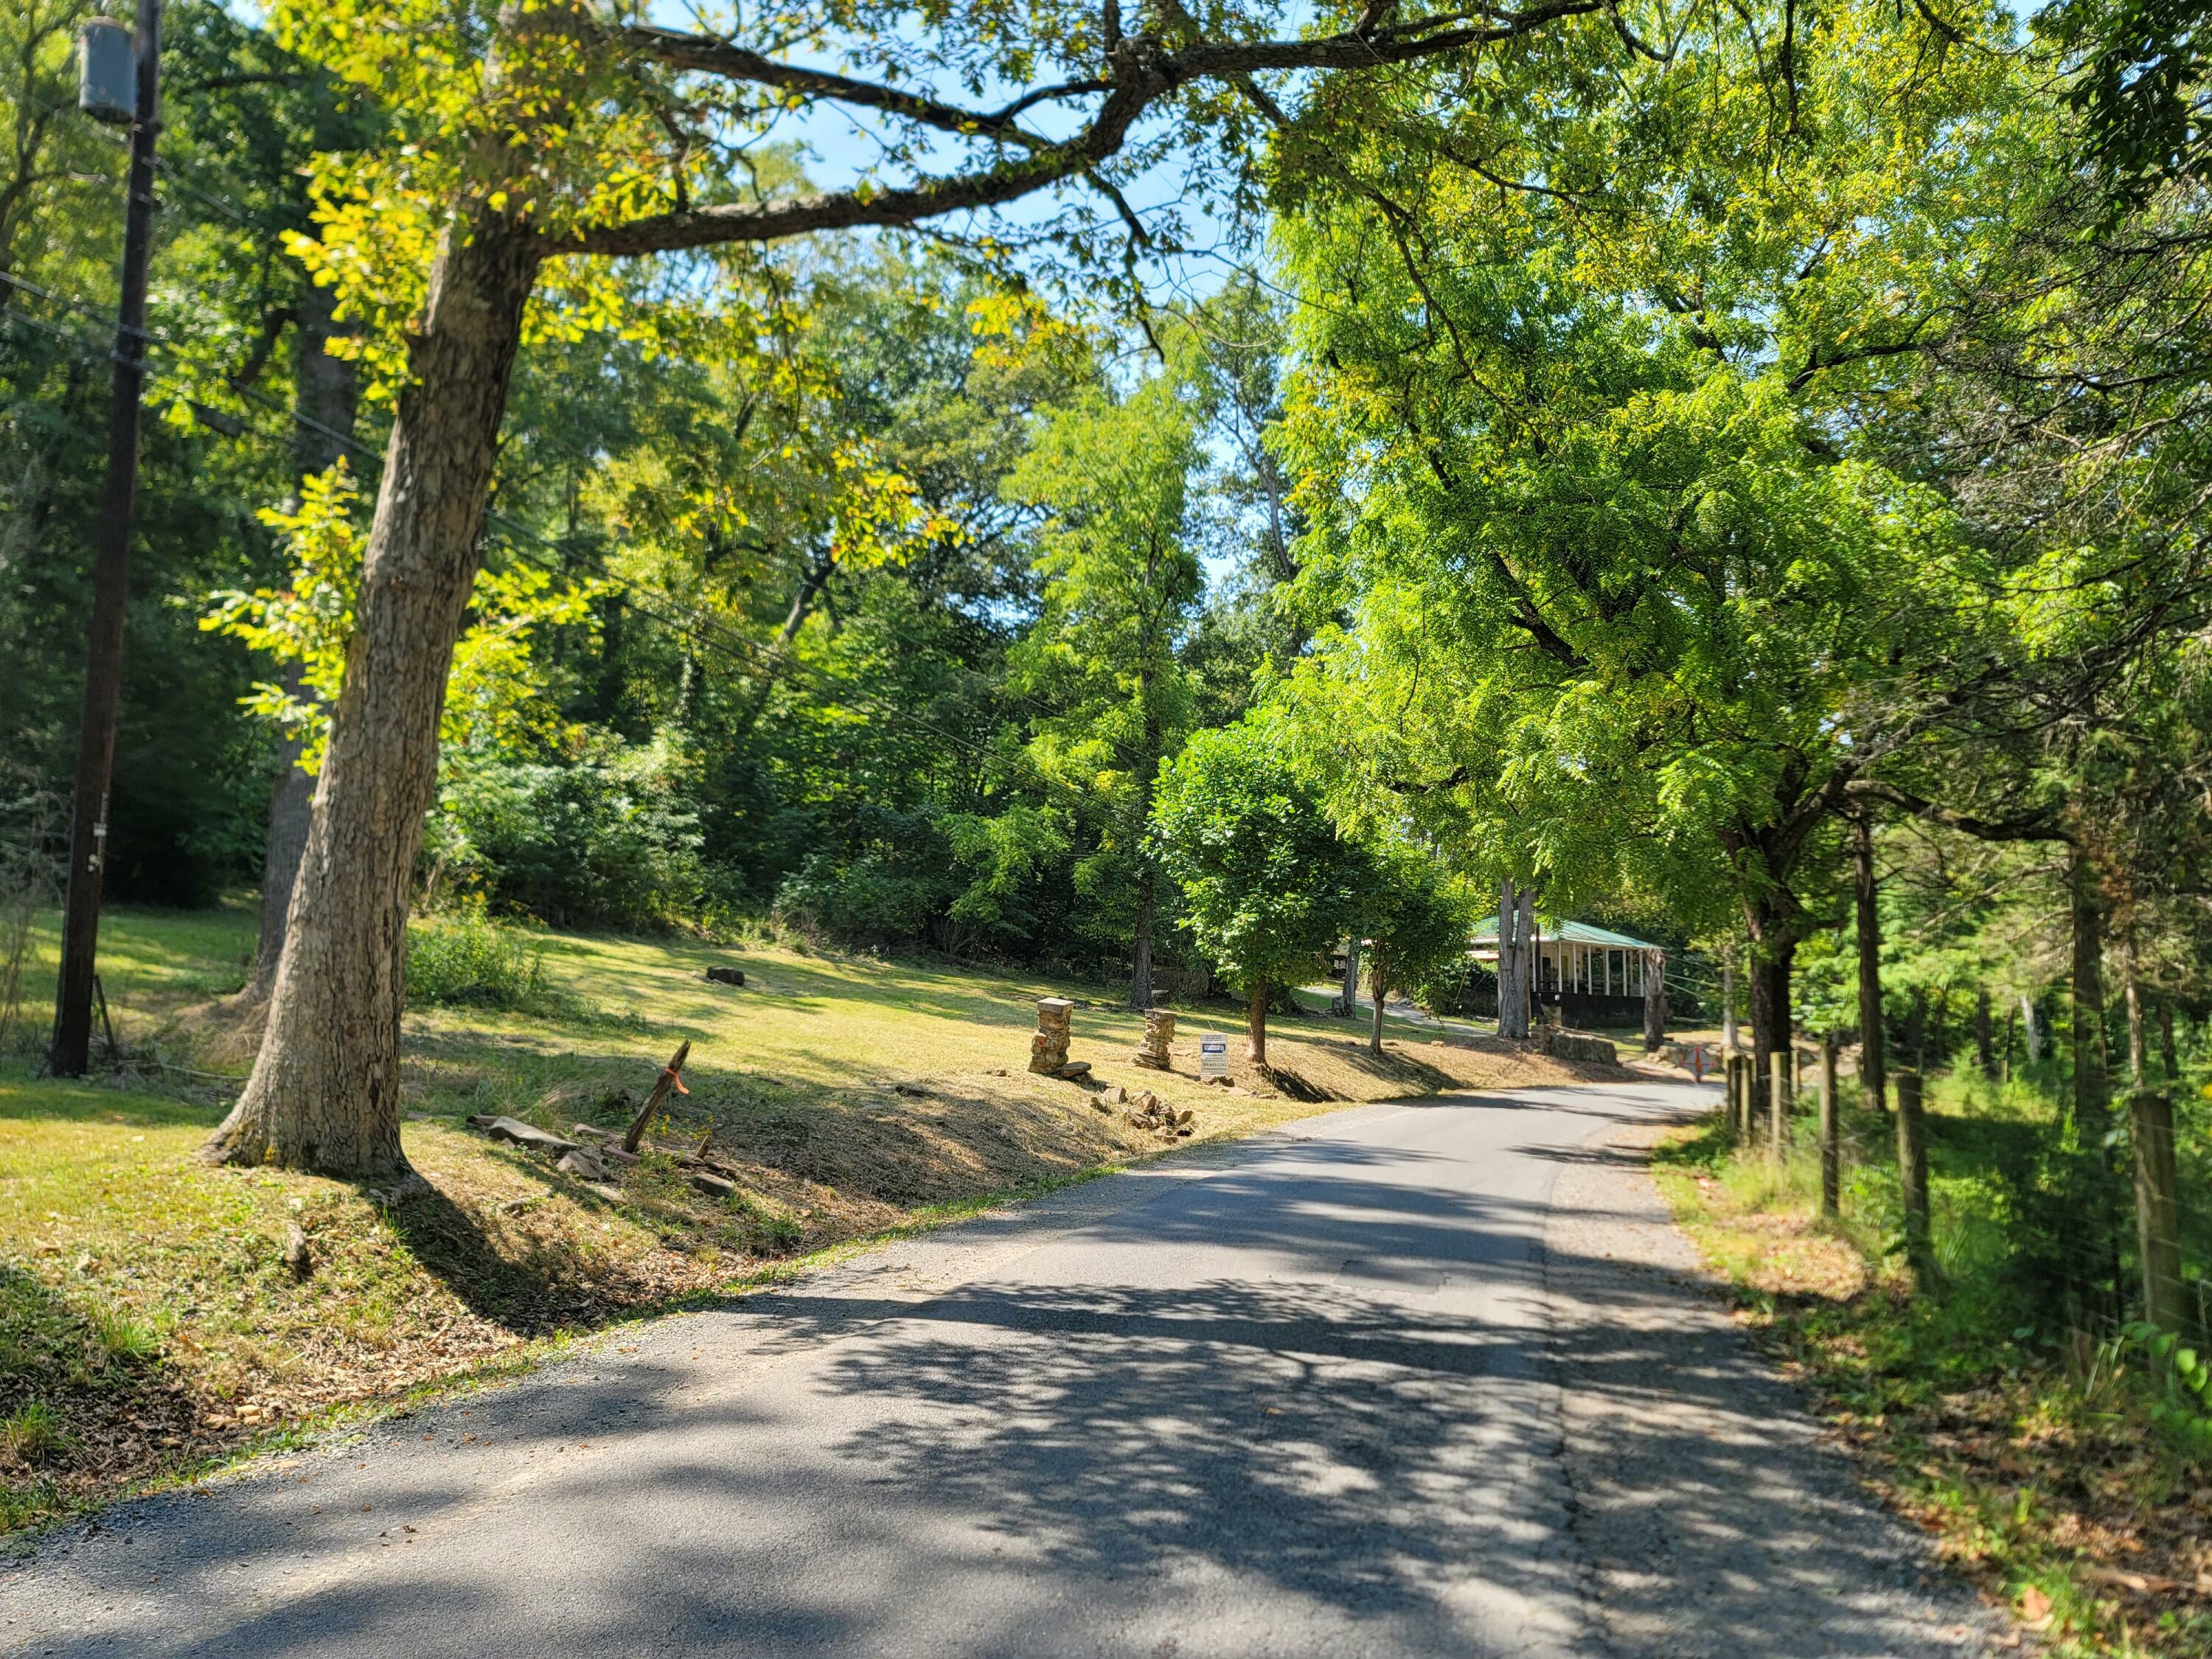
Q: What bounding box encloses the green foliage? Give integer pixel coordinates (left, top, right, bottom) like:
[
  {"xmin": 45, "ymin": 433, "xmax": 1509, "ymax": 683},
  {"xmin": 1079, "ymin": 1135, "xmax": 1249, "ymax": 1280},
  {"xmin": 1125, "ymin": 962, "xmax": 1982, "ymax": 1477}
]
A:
[
  {"xmin": 1360, "ymin": 844, "xmax": 1474, "ymax": 1008},
  {"xmin": 428, "ymin": 741, "xmax": 707, "ymax": 930},
  {"xmin": 403, "ymin": 911, "xmax": 556, "ymax": 1013},
  {"xmin": 2127, "ymin": 1321, "xmax": 2212, "ymax": 1464},
  {"xmin": 201, "ymin": 462, "xmax": 602, "ymax": 773},
  {"xmin": 1152, "ymin": 722, "xmax": 1368, "ymax": 998}
]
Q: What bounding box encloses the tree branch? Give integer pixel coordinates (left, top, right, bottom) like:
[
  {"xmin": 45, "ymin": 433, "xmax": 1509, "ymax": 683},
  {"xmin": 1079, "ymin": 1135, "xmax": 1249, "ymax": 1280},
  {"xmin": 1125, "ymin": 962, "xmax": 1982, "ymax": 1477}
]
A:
[
  {"xmin": 1843, "ymin": 778, "xmax": 2070, "ymax": 844},
  {"xmin": 582, "ymin": 4, "xmax": 1609, "ymax": 257}
]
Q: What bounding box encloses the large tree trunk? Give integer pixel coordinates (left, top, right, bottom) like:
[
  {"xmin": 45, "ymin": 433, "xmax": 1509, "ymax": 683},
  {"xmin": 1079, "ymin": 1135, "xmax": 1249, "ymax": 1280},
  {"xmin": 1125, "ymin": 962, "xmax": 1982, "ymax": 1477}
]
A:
[
  {"xmin": 1369, "ymin": 961, "xmax": 1386, "ymax": 1054},
  {"xmin": 1129, "ymin": 863, "xmax": 1156, "ymax": 1013},
  {"xmin": 1852, "ymin": 813, "xmax": 1887, "ymax": 1113},
  {"xmin": 1337, "ymin": 935, "xmax": 1360, "ymax": 1017},
  {"xmin": 1745, "ymin": 903, "xmax": 1795, "ymax": 1132},
  {"xmin": 2070, "ymin": 849, "xmax": 2109, "ymax": 1139},
  {"xmin": 1641, "ymin": 947, "xmax": 1666, "ymax": 1052},
  {"xmin": 1245, "ymin": 976, "xmax": 1268, "ymax": 1067},
  {"xmin": 1517, "ymin": 886, "xmax": 1538, "ymax": 1033},
  {"xmin": 245, "ymin": 278, "xmax": 359, "ymax": 1004},
  {"xmin": 204, "ymin": 218, "xmax": 542, "ymax": 1179},
  {"xmin": 1495, "ymin": 877, "xmax": 1520, "ymax": 1038}
]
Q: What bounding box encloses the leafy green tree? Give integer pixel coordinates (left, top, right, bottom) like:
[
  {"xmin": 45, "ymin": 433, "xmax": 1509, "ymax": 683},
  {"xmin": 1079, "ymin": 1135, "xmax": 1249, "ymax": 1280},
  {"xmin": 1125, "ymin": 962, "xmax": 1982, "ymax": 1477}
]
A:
[
  {"xmin": 1006, "ymin": 370, "xmax": 1203, "ymax": 1009},
  {"xmin": 1357, "ymin": 845, "xmax": 1472, "ymax": 1054},
  {"xmin": 1152, "ymin": 721, "xmax": 1366, "ymax": 1066},
  {"xmin": 204, "ymin": 0, "xmax": 1604, "ymax": 1179}
]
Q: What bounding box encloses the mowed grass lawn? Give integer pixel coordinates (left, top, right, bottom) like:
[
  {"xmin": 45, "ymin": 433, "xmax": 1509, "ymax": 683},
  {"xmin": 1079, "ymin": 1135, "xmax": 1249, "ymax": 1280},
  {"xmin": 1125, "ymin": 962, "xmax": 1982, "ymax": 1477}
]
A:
[{"xmin": 0, "ymin": 905, "xmax": 1613, "ymax": 1537}]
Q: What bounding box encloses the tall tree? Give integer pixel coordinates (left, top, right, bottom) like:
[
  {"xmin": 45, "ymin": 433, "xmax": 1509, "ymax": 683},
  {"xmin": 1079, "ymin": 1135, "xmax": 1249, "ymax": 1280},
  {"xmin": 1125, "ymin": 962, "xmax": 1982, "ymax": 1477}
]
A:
[
  {"xmin": 209, "ymin": 0, "xmax": 1624, "ymax": 1179},
  {"xmin": 1005, "ymin": 369, "xmax": 1203, "ymax": 1009}
]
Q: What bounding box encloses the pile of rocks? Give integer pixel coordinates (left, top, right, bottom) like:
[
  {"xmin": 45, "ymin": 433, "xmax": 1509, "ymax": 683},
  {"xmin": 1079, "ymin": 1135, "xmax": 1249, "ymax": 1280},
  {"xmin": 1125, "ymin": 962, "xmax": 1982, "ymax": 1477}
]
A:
[
  {"xmin": 1099, "ymin": 1085, "xmax": 1194, "ymax": 1139},
  {"xmin": 1533, "ymin": 1029, "xmax": 1620, "ymax": 1065},
  {"xmin": 1133, "ymin": 1008, "xmax": 1175, "ymax": 1070},
  {"xmin": 1027, "ymin": 996, "xmax": 1091, "ymax": 1079}
]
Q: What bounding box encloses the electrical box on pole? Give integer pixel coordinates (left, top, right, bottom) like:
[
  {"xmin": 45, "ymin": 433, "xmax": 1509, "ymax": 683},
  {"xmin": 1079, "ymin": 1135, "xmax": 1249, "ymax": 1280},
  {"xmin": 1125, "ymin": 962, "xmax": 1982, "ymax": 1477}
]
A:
[
  {"xmin": 77, "ymin": 19, "xmax": 136, "ymax": 122},
  {"xmin": 52, "ymin": 0, "xmax": 160, "ymax": 1077}
]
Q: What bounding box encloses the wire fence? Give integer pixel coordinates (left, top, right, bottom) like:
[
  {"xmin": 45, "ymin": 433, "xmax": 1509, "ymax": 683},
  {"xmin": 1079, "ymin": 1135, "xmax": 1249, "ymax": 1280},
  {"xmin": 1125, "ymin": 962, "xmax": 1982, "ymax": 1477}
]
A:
[{"xmin": 1700, "ymin": 1034, "xmax": 2212, "ymax": 1379}]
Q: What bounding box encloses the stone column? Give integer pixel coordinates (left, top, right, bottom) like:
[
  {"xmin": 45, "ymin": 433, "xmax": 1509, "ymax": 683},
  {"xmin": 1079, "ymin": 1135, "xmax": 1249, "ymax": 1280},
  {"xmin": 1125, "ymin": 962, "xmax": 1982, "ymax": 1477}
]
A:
[
  {"xmin": 1029, "ymin": 997, "xmax": 1074, "ymax": 1076},
  {"xmin": 1135, "ymin": 1008, "xmax": 1175, "ymax": 1070}
]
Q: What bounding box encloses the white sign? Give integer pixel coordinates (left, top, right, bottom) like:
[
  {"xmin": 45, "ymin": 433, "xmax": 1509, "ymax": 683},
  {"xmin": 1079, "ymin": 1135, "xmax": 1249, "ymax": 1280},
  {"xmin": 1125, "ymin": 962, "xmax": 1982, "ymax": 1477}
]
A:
[{"xmin": 1199, "ymin": 1033, "xmax": 1230, "ymax": 1079}]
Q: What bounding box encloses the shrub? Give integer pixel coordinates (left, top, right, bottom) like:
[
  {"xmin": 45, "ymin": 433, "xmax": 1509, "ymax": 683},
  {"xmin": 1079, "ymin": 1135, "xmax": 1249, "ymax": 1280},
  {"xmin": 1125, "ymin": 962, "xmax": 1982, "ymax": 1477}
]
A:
[
  {"xmin": 427, "ymin": 738, "xmax": 708, "ymax": 929},
  {"xmin": 406, "ymin": 911, "xmax": 554, "ymax": 1012}
]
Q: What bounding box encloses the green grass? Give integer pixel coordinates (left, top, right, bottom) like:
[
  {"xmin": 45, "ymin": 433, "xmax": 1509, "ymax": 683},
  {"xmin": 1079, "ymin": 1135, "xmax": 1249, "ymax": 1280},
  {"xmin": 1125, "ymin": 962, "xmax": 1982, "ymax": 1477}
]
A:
[
  {"xmin": 1655, "ymin": 1090, "xmax": 2212, "ymax": 1657},
  {"xmin": 0, "ymin": 902, "xmax": 1607, "ymax": 1540}
]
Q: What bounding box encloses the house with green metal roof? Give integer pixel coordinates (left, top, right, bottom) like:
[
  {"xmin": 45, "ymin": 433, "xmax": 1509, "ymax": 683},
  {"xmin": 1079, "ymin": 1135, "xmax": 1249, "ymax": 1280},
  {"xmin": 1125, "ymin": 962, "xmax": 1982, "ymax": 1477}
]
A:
[{"xmin": 1465, "ymin": 915, "xmax": 1666, "ymax": 1029}]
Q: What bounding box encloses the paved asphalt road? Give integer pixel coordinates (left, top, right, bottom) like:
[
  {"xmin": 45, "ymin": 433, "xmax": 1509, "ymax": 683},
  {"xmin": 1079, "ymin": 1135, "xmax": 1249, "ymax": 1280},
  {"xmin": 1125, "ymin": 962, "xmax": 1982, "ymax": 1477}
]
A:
[{"xmin": 1, "ymin": 1081, "xmax": 2001, "ymax": 1657}]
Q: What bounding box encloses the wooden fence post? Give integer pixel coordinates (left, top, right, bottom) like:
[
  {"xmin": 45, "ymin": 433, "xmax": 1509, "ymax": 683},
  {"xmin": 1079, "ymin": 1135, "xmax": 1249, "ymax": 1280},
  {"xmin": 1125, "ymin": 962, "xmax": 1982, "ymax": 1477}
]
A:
[
  {"xmin": 1770, "ymin": 1048, "xmax": 1790, "ymax": 1161},
  {"xmin": 1894, "ymin": 1068, "xmax": 1935, "ymax": 1290},
  {"xmin": 1819, "ymin": 1034, "xmax": 1840, "ymax": 1220},
  {"xmin": 2132, "ymin": 1079, "xmax": 2186, "ymax": 1332}
]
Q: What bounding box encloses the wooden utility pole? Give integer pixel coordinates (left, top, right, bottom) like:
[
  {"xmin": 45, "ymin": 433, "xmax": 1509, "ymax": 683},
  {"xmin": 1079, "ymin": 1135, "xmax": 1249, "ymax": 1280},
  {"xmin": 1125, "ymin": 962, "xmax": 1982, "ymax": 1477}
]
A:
[
  {"xmin": 1818, "ymin": 1034, "xmax": 1840, "ymax": 1219},
  {"xmin": 52, "ymin": 0, "xmax": 161, "ymax": 1077},
  {"xmin": 1893, "ymin": 1068, "xmax": 1935, "ymax": 1290}
]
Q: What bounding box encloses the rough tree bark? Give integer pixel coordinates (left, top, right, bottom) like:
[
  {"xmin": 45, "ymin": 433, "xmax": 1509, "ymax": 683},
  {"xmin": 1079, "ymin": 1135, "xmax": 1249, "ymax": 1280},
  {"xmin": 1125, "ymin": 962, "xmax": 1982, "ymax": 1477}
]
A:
[
  {"xmin": 1369, "ymin": 960, "xmax": 1387, "ymax": 1054},
  {"xmin": 1337, "ymin": 936, "xmax": 1361, "ymax": 1018},
  {"xmin": 1818, "ymin": 1034, "xmax": 1840, "ymax": 1218},
  {"xmin": 1496, "ymin": 876, "xmax": 1522, "ymax": 1039},
  {"xmin": 204, "ymin": 216, "xmax": 542, "ymax": 1179},
  {"xmin": 244, "ymin": 278, "xmax": 359, "ymax": 1004},
  {"xmin": 2070, "ymin": 849, "xmax": 2109, "ymax": 1139},
  {"xmin": 1745, "ymin": 903, "xmax": 1795, "ymax": 1135},
  {"xmin": 1720, "ymin": 945, "xmax": 1738, "ymax": 1055},
  {"xmin": 1641, "ymin": 947, "xmax": 1666, "ymax": 1052},
  {"xmin": 1853, "ymin": 813, "xmax": 1887, "ymax": 1113},
  {"xmin": 1894, "ymin": 1068, "xmax": 1936, "ymax": 1290},
  {"xmin": 1245, "ymin": 976, "xmax": 1270, "ymax": 1067},
  {"xmin": 1513, "ymin": 889, "xmax": 1531, "ymax": 1035}
]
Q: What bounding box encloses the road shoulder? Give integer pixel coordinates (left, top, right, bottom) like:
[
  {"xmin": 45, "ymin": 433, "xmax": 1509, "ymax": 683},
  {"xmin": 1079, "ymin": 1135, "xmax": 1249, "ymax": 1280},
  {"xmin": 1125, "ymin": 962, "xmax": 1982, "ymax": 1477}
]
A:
[{"xmin": 1545, "ymin": 1105, "xmax": 2009, "ymax": 1658}]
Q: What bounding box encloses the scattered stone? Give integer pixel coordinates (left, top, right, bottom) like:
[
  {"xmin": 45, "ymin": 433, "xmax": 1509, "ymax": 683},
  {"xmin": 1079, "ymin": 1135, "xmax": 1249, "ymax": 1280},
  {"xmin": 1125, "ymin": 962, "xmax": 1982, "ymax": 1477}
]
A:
[
  {"xmin": 1028, "ymin": 997, "xmax": 1074, "ymax": 1076},
  {"xmin": 1133, "ymin": 1008, "xmax": 1176, "ymax": 1070},
  {"xmin": 282, "ymin": 1225, "xmax": 312, "ymax": 1279},
  {"xmin": 689, "ymin": 1171, "xmax": 738, "ymax": 1199},
  {"xmin": 1055, "ymin": 1060, "xmax": 1092, "ymax": 1079},
  {"xmin": 556, "ymin": 1147, "xmax": 611, "ymax": 1182},
  {"xmin": 467, "ymin": 1115, "xmax": 581, "ymax": 1155},
  {"xmin": 703, "ymin": 967, "xmax": 746, "ymax": 987},
  {"xmin": 1102, "ymin": 1085, "xmax": 1128, "ymax": 1105}
]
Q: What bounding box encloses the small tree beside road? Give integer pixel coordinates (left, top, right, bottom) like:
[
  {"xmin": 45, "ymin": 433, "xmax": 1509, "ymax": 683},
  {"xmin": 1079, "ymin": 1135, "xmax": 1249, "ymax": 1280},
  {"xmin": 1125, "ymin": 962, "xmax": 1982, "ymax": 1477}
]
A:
[
  {"xmin": 1152, "ymin": 723, "xmax": 1365, "ymax": 1068},
  {"xmin": 1358, "ymin": 848, "xmax": 1472, "ymax": 1054}
]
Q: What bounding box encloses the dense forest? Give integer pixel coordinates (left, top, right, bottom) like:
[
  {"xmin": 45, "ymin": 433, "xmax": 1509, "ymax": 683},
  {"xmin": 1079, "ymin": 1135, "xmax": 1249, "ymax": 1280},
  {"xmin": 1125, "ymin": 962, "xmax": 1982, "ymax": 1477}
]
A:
[{"xmin": 3, "ymin": 0, "xmax": 2212, "ymax": 1368}]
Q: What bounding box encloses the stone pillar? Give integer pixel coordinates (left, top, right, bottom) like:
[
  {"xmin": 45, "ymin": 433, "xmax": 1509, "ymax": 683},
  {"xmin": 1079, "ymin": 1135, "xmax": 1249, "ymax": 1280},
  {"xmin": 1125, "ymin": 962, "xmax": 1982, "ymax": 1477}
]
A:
[
  {"xmin": 1135, "ymin": 1008, "xmax": 1175, "ymax": 1070},
  {"xmin": 1029, "ymin": 997, "xmax": 1074, "ymax": 1076}
]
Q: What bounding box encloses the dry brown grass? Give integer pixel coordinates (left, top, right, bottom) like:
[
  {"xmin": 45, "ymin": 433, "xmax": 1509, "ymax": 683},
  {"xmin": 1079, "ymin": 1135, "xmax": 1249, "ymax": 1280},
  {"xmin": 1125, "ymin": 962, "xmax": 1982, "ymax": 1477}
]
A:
[{"xmin": 1, "ymin": 908, "xmax": 1628, "ymax": 1537}]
